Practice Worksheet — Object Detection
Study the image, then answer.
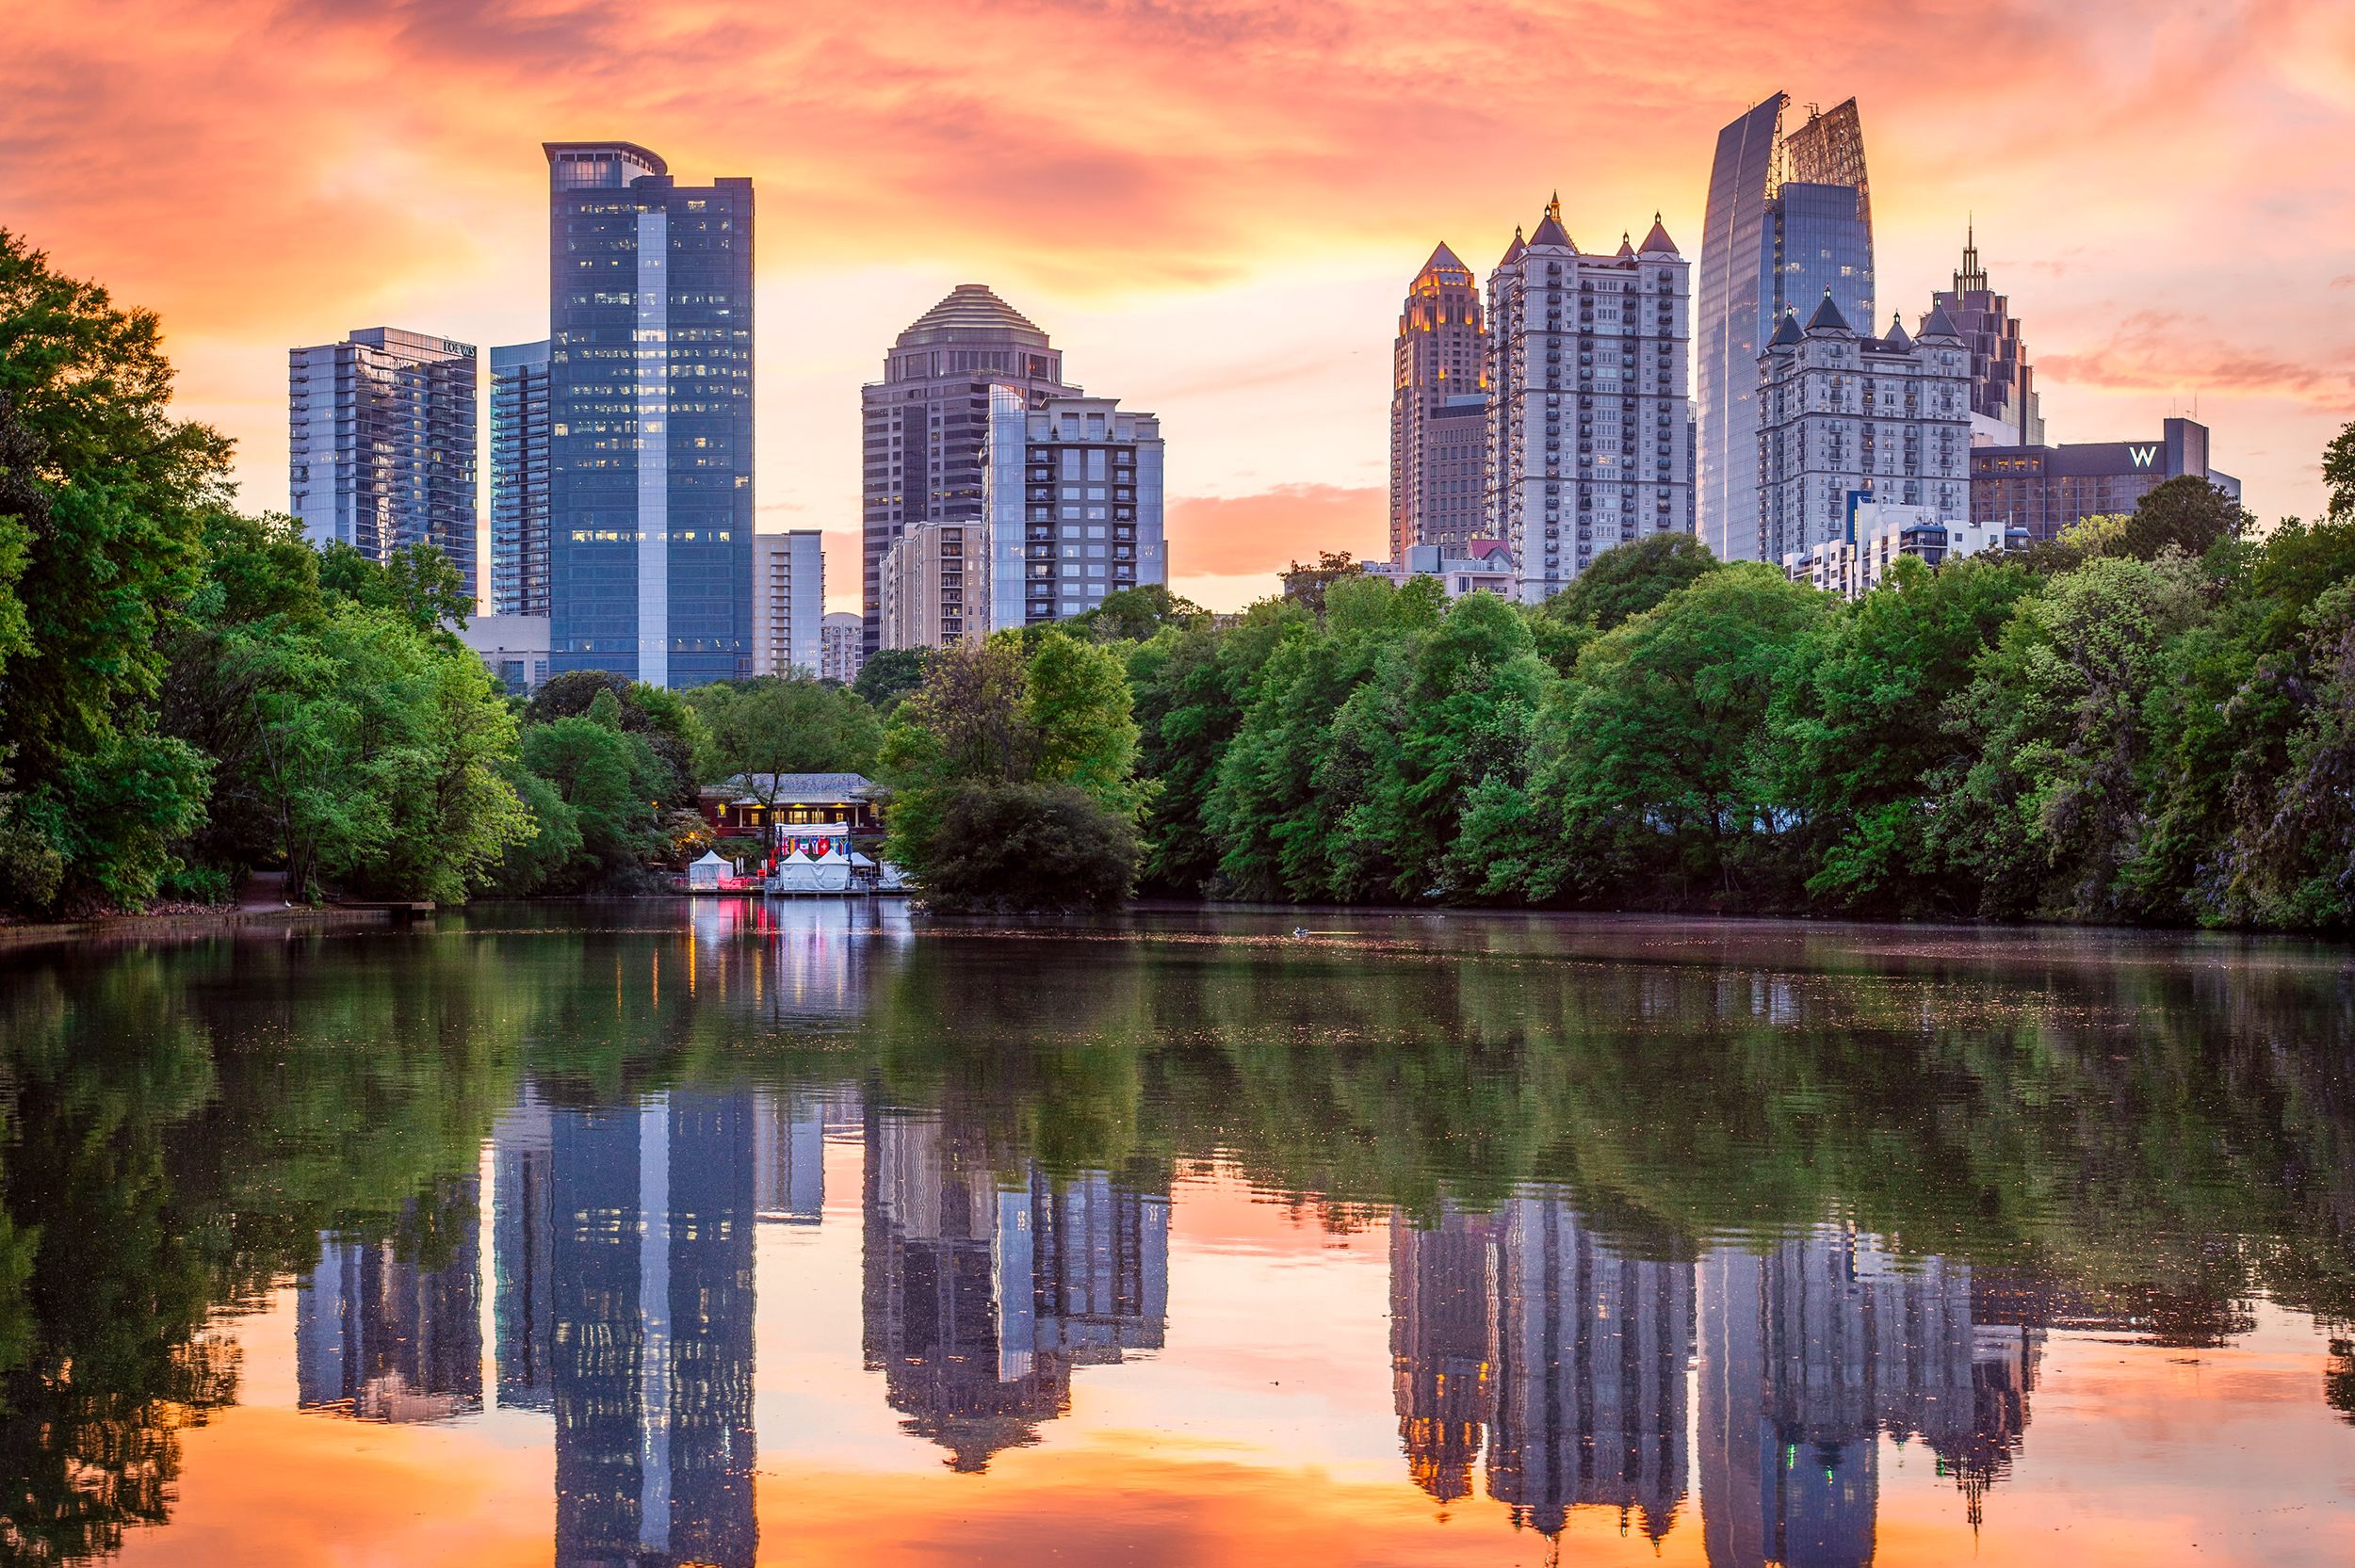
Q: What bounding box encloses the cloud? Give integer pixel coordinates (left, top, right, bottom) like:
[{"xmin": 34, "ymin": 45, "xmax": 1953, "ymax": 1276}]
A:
[
  {"xmin": 3, "ymin": 0, "xmax": 2351, "ymax": 557},
  {"xmin": 1167, "ymin": 485, "xmax": 1387, "ymax": 578},
  {"xmin": 2038, "ymin": 310, "xmax": 2355, "ymax": 409}
]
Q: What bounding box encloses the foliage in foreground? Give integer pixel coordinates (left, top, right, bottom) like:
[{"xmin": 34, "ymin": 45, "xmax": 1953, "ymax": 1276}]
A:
[{"xmin": 879, "ymin": 629, "xmax": 1144, "ymax": 909}]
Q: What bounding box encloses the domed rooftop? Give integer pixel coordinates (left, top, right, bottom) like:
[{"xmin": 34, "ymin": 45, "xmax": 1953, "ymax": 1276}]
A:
[{"xmin": 894, "ymin": 283, "xmax": 1051, "ymax": 349}]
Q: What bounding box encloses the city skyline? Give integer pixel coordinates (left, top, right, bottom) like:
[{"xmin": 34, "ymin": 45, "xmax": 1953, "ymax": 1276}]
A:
[{"xmin": 8, "ymin": 2, "xmax": 2347, "ymax": 614}]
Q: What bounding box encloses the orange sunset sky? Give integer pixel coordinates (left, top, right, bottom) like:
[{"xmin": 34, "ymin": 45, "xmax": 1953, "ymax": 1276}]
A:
[{"xmin": 6, "ymin": 0, "xmax": 2352, "ymax": 610}]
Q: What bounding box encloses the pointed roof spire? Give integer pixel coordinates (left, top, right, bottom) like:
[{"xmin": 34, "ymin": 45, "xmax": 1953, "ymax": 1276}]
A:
[
  {"xmin": 1529, "ymin": 192, "xmax": 1573, "ymax": 251},
  {"xmin": 1881, "ymin": 311, "xmax": 1913, "ymax": 351},
  {"xmin": 1417, "ymin": 241, "xmax": 1470, "ymax": 283},
  {"xmin": 1497, "ymin": 226, "xmax": 1526, "ymax": 267},
  {"xmin": 1955, "ymin": 217, "xmax": 1988, "ymax": 293},
  {"xmin": 1918, "ymin": 299, "xmax": 1964, "ymax": 340},
  {"xmin": 1804, "ymin": 288, "xmax": 1853, "ymax": 333},
  {"xmin": 1638, "ymin": 212, "xmax": 1678, "ymax": 254},
  {"xmin": 1616, "ymin": 231, "xmax": 1635, "ymax": 258},
  {"xmin": 1768, "ymin": 308, "xmax": 1804, "ymax": 348}
]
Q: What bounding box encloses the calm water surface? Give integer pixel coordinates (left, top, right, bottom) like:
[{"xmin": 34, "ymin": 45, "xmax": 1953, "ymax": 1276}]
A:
[{"xmin": 3, "ymin": 901, "xmax": 2351, "ymax": 1566}]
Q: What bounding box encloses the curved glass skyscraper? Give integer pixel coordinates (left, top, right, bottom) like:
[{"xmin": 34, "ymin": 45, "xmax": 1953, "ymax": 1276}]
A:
[{"xmin": 1696, "ymin": 96, "xmax": 1874, "ymax": 562}]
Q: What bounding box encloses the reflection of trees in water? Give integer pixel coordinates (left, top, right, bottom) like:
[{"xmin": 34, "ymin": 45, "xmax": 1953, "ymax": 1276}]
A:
[
  {"xmin": 0, "ymin": 935, "xmax": 536, "ymax": 1560},
  {"xmin": 0, "ymin": 913, "xmax": 2350, "ymax": 1554}
]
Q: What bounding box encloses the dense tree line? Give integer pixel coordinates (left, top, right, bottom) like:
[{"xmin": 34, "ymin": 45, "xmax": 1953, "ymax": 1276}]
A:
[
  {"xmin": 1077, "ymin": 432, "xmax": 2355, "ymax": 931},
  {"xmin": 13, "ymin": 231, "xmax": 2355, "ymax": 929}
]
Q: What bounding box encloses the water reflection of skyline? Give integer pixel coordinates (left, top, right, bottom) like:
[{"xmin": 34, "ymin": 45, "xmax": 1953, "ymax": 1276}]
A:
[
  {"xmin": 243, "ymin": 904, "xmax": 2355, "ymax": 1567},
  {"xmin": 1389, "ymin": 1203, "xmax": 2053, "ymax": 1562}
]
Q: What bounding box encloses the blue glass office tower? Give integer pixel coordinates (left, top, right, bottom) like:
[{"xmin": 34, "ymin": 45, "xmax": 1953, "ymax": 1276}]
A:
[
  {"xmin": 288, "ymin": 328, "xmax": 478, "ymax": 589},
  {"xmin": 545, "ymin": 142, "xmax": 754, "ymax": 687},
  {"xmin": 490, "ymin": 340, "xmax": 552, "ymax": 619},
  {"xmin": 1697, "ymin": 96, "xmax": 1874, "ymax": 562}
]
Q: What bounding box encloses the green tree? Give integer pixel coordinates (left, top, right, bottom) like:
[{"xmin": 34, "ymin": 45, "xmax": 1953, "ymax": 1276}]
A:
[
  {"xmin": 317, "ymin": 540, "xmax": 472, "ymax": 632},
  {"xmin": 1938, "ymin": 554, "xmax": 2206, "ymax": 919},
  {"xmin": 1531, "ymin": 563, "xmax": 1827, "ymax": 906},
  {"xmin": 1023, "ymin": 629, "xmax": 1142, "ymax": 816},
  {"xmin": 880, "ymin": 634, "xmax": 1145, "ymax": 906},
  {"xmin": 895, "ymin": 780, "xmax": 1139, "ymax": 912},
  {"xmin": 1067, "ymin": 584, "xmax": 1209, "ymax": 643},
  {"xmin": 0, "ymin": 230, "xmax": 228, "ymax": 913},
  {"xmin": 688, "ymin": 676, "xmax": 884, "ymax": 820},
  {"xmin": 1539, "ymin": 530, "xmax": 1720, "ymax": 634},
  {"xmin": 852, "ymin": 646, "xmax": 934, "ymax": 714},
  {"xmin": 1125, "ymin": 600, "xmax": 1303, "ymax": 895},
  {"xmin": 1382, "ymin": 590, "xmax": 1553, "ymax": 900},
  {"xmin": 1763, "ymin": 556, "xmax": 2037, "ymax": 913},
  {"xmin": 519, "ymin": 704, "xmax": 669, "ymax": 890}
]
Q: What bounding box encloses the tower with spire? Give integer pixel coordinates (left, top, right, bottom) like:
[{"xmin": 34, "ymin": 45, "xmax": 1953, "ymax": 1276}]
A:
[
  {"xmin": 1930, "ymin": 225, "xmax": 2044, "ymax": 446},
  {"xmin": 1389, "ymin": 242, "xmax": 1490, "ymax": 558},
  {"xmin": 1482, "ymin": 196, "xmax": 1696, "ymax": 601}
]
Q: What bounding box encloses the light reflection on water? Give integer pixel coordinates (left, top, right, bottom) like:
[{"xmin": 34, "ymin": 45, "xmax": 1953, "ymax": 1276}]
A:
[{"xmin": 4, "ymin": 899, "xmax": 2351, "ymax": 1566}]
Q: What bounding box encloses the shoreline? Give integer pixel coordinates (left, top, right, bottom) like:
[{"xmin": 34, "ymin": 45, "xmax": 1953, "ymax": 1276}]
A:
[{"xmin": 0, "ymin": 903, "xmax": 396, "ymax": 956}]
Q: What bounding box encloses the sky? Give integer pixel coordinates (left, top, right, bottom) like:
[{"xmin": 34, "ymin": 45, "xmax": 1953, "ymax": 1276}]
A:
[{"xmin": 5, "ymin": 0, "xmax": 2352, "ymax": 612}]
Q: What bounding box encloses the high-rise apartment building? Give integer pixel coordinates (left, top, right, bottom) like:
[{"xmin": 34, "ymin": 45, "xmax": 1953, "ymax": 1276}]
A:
[
  {"xmin": 861, "ymin": 285, "xmax": 1076, "ymax": 654},
  {"xmin": 490, "ymin": 340, "xmax": 552, "ymax": 618},
  {"xmin": 820, "ymin": 611, "xmax": 864, "ymax": 685},
  {"xmin": 984, "ymin": 389, "xmax": 1166, "ymax": 629},
  {"xmin": 1483, "ymin": 201, "xmax": 1694, "ymax": 601},
  {"xmin": 880, "ymin": 520, "xmax": 986, "ymax": 650},
  {"xmin": 1697, "ymin": 95, "xmax": 1875, "ymax": 561},
  {"xmin": 544, "ymin": 141, "xmax": 753, "ymax": 688},
  {"xmin": 1932, "ymin": 228, "xmax": 2043, "ymax": 447},
  {"xmin": 1972, "ymin": 416, "xmax": 2238, "ymax": 544},
  {"xmin": 1757, "ymin": 296, "xmax": 1971, "ymax": 564},
  {"xmin": 751, "ymin": 530, "xmax": 823, "ymax": 677},
  {"xmin": 288, "ymin": 328, "xmax": 478, "ymax": 589},
  {"xmin": 1389, "ymin": 244, "xmax": 1489, "ymax": 558}
]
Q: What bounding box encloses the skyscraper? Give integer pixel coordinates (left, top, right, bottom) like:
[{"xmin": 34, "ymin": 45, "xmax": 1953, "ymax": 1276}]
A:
[
  {"xmin": 490, "ymin": 340, "xmax": 552, "ymax": 619},
  {"xmin": 1932, "ymin": 228, "xmax": 2044, "ymax": 447},
  {"xmin": 983, "ymin": 389, "xmax": 1165, "ymax": 630},
  {"xmin": 1389, "ymin": 244, "xmax": 1488, "ymax": 558},
  {"xmin": 1697, "ymin": 95, "xmax": 1875, "ymax": 562},
  {"xmin": 288, "ymin": 327, "xmax": 478, "ymax": 588},
  {"xmin": 1757, "ymin": 296, "xmax": 1971, "ymax": 564},
  {"xmin": 545, "ymin": 142, "xmax": 754, "ymax": 688},
  {"xmin": 750, "ymin": 529, "xmax": 823, "ymax": 677},
  {"xmin": 860, "ymin": 285, "xmax": 1075, "ymax": 654},
  {"xmin": 1484, "ymin": 199, "xmax": 1694, "ymax": 601}
]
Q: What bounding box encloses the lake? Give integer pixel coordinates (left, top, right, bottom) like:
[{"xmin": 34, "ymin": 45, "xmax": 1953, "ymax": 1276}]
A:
[{"xmin": 2, "ymin": 901, "xmax": 2350, "ymax": 1566}]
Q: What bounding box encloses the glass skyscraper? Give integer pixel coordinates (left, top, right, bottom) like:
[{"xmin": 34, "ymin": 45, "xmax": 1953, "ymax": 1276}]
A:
[
  {"xmin": 1697, "ymin": 95, "xmax": 1875, "ymax": 562},
  {"xmin": 490, "ymin": 339, "xmax": 552, "ymax": 619},
  {"xmin": 545, "ymin": 142, "xmax": 754, "ymax": 687},
  {"xmin": 287, "ymin": 327, "xmax": 478, "ymax": 588}
]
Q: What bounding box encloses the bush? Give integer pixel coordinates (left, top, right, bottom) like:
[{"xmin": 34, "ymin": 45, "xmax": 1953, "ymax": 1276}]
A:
[{"xmin": 907, "ymin": 781, "xmax": 1138, "ymax": 913}]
